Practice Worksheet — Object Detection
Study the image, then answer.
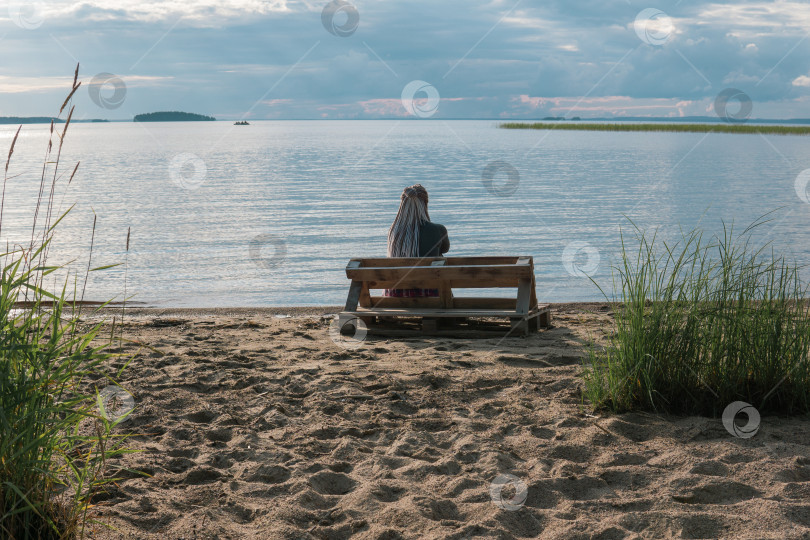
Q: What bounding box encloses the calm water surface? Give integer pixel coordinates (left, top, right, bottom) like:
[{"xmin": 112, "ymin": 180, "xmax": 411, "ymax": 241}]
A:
[{"xmin": 1, "ymin": 120, "xmax": 808, "ymax": 306}]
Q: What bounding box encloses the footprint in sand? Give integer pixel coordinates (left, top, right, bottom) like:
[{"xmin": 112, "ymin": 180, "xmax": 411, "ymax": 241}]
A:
[
  {"xmin": 183, "ymin": 467, "xmax": 223, "ymax": 485},
  {"xmin": 774, "ymin": 463, "xmax": 810, "ymax": 483},
  {"xmin": 308, "ymin": 470, "xmax": 357, "ymax": 495},
  {"xmin": 549, "ymin": 444, "xmax": 594, "ymax": 463},
  {"xmin": 244, "ymin": 464, "xmax": 291, "ymax": 484},
  {"xmin": 784, "ymin": 504, "xmax": 810, "ymax": 527},
  {"xmin": 205, "ymin": 427, "xmax": 233, "ymax": 443},
  {"xmin": 184, "ymin": 409, "xmax": 218, "ymax": 424},
  {"xmin": 368, "ymin": 482, "xmax": 407, "ymax": 503},
  {"xmin": 603, "ymin": 417, "xmax": 655, "ymax": 442},
  {"xmin": 413, "ymin": 496, "xmax": 462, "ymax": 521},
  {"xmin": 221, "ymin": 501, "xmax": 256, "ymax": 524},
  {"xmin": 689, "ymin": 460, "xmax": 729, "ymax": 477},
  {"xmin": 675, "ymin": 514, "xmax": 725, "ymax": 539},
  {"xmin": 597, "ymin": 451, "xmax": 650, "ymax": 467},
  {"xmin": 441, "ymin": 477, "xmax": 480, "ymax": 498},
  {"xmin": 530, "ymin": 426, "xmax": 556, "ymax": 440},
  {"xmin": 671, "ymin": 479, "xmax": 760, "ymax": 504},
  {"xmin": 165, "ymin": 457, "xmax": 195, "ymax": 474},
  {"xmin": 494, "ymin": 509, "xmax": 545, "ymax": 537}
]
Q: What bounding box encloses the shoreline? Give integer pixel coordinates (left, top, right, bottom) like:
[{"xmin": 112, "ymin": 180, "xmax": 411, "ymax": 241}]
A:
[{"xmin": 79, "ymin": 302, "xmax": 613, "ymax": 320}]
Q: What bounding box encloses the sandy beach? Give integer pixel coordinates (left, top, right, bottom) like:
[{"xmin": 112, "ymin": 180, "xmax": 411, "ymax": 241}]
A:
[{"xmin": 85, "ymin": 304, "xmax": 810, "ymax": 539}]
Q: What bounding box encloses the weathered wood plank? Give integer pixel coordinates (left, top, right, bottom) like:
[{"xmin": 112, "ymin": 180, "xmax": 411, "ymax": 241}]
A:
[
  {"xmin": 366, "ymin": 297, "xmax": 518, "ymax": 310},
  {"xmin": 344, "ymin": 280, "xmax": 363, "ymax": 311},
  {"xmin": 348, "ymin": 256, "xmax": 526, "ymax": 268},
  {"xmin": 359, "ymin": 281, "xmax": 371, "ymax": 308},
  {"xmin": 516, "ymin": 278, "xmax": 532, "ymax": 314},
  {"xmin": 347, "ymin": 265, "xmax": 532, "ymax": 283},
  {"xmin": 367, "ymin": 296, "xmax": 444, "ymax": 309},
  {"xmin": 439, "ymin": 282, "xmax": 453, "ymax": 309},
  {"xmin": 365, "ymin": 278, "xmax": 523, "ymax": 289},
  {"xmin": 345, "ymin": 308, "xmax": 546, "ymax": 318},
  {"xmin": 451, "ymin": 297, "xmax": 516, "ymax": 310}
]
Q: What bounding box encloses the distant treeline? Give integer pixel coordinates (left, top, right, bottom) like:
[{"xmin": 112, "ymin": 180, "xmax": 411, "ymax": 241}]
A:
[
  {"xmin": 0, "ymin": 117, "xmax": 108, "ymax": 124},
  {"xmin": 134, "ymin": 111, "xmax": 216, "ymax": 122},
  {"xmin": 499, "ymin": 122, "xmax": 810, "ymax": 135}
]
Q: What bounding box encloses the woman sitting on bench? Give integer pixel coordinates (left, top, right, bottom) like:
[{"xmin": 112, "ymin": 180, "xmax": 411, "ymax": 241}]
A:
[{"xmin": 385, "ymin": 184, "xmax": 450, "ymax": 297}]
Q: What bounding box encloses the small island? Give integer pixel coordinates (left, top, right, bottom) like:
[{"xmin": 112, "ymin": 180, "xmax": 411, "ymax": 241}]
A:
[
  {"xmin": 133, "ymin": 111, "xmax": 216, "ymax": 122},
  {"xmin": 0, "ymin": 117, "xmax": 108, "ymax": 124}
]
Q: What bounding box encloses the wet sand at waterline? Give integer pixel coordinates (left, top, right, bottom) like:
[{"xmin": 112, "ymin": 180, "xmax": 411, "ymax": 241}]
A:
[{"xmin": 86, "ymin": 304, "xmax": 810, "ymax": 539}]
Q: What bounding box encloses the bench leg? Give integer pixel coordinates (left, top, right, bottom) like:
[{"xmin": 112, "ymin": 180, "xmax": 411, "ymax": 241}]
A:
[
  {"xmin": 338, "ymin": 314, "xmax": 375, "ymax": 336},
  {"xmin": 338, "ymin": 314, "xmax": 357, "ymax": 336},
  {"xmin": 422, "ymin": 318, "xmax": 439, "ymax": 334},
  {"xmin": 510, "ymin": 317, "xmax": 529, "ymax": 336},
  {"xmin": 538, "ymin": 310, "xmax": 552, "ymax": 328}
]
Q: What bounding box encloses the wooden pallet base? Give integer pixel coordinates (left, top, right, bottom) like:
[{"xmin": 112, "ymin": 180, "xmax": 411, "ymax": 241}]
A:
[
  {"xmin": 339, "ymin": 256, "xmax": 550, "ymax": 338},
  {"xmin": 338, "ymin": 306, "xmax": 552, "ymax": 338}
]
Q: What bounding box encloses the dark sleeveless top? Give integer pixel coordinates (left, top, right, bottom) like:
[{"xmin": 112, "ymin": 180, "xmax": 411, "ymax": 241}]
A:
[{"xmin": 418, "ymin": 221, "xmax": 450, "ymax": 257}]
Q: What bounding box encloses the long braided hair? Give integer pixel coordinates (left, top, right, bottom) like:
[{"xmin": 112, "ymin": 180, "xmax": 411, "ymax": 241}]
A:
[{"xmin": 387, "ymin": 184, "xmax": 431, "ymax": 257}]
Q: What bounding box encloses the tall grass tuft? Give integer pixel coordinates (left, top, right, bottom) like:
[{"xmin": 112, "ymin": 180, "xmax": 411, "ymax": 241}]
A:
[
  {"xmin": 1, "ymin": 65, "xmax": 133, "ymax": 539},
  {"xmin": 584, "ymin": 215, "xmax": 810, "ymax": 416}
]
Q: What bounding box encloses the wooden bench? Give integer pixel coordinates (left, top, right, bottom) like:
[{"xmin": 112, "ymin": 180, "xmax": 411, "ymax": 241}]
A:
[{"xmin": 338, "ymin": 256, "xmax": 551, "ymax": 337}]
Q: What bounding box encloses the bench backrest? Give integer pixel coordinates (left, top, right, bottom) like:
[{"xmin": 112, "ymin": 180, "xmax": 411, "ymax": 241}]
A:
[{"xmin": 344, "ymin": 256, "xmax": 538, "ymax": 312}]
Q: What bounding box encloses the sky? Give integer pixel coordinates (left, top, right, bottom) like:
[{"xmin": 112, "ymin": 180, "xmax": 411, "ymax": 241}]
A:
[{"xmin": 1, "ymin": 0, "xmax": 809, "ymax": 120}]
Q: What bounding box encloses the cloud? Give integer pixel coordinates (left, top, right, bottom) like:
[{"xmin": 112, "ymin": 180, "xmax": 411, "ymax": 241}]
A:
[
  {"xmin": 0, "ymin": 76, "xmax": 72, "ymax": 93},
  {"xmin": 690, "ymin": 1, "xmax": 810, "ymax": 36},
  {"xmin": 2, "ymin": 0, "xmax": 810, "ymax": 118},
  {"xmin": 793, "ymin": 75, "xmax": 810, "ymax": 87},
  {"xmin": 511, "ymin": 94, "xmax": 702, "ymax": 117},
  {"xmin": 34, "ymin": 0, "xmax": 295, "ymax": 25}
]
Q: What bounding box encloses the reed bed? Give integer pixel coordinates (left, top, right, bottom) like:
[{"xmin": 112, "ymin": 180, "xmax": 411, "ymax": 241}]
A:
[
  {"xmin": 500, "ymin": 122, "xmax": 810, "ymax": 135},
  {"xmin": 584, "ymin": 215, "xmax": 810, "ymax": 416},
  {"xmin": 1, "ymin": 65, "xmax": 133, "ymax": 539}
]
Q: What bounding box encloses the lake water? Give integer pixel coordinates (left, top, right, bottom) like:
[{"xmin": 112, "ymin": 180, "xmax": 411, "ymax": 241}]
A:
[{"xmin": 1, "ymin": 120, "xmax": 809, "ymax": 307}]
